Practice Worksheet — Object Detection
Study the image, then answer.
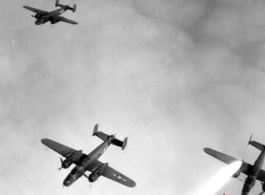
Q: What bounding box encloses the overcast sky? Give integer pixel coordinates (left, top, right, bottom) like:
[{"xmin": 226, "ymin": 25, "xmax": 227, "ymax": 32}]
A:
[{"xmin": 2, "ymin": 0, "xmax": 265, "ymax": 194}]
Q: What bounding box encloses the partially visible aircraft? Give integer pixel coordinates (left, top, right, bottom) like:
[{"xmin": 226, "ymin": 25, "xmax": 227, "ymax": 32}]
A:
[
  {"xmin": 204, "ymin": 135, "xmax": 265, "ymax": 195},
  {"xmin": 41, "ymin": 124, "xmax": 136, "ymax": 188},
  {"xmin": 23, "ymin": 0, "xmax": 78, "ymax": 25}
]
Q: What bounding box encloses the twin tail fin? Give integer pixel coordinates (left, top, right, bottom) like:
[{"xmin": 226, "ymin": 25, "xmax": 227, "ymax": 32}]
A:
[{"xmin": 92, "ymin": 124, "xmax": 127, "ymax": 150}]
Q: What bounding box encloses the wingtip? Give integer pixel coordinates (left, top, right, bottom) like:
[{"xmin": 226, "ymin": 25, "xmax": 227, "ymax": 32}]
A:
[
  {"xmin": 129, "ymin": 181, "xmax": 136, "ymax": 187},
  {"xmin": 41, "ymin": 138, "xmax": 49, "ymax": 144}
]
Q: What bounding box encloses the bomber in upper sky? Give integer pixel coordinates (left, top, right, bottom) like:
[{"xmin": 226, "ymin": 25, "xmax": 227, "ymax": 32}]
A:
[
  {"xmin": 41, "ymin": 124, "xmax": 136, "ymax": 188},
  {"xmin": 23, "ymin": 0, "xmax": 78, "ymax": 25},
  {"xmin": 204, "ymin": 135, "xmax": 265, "ymax": 195}
]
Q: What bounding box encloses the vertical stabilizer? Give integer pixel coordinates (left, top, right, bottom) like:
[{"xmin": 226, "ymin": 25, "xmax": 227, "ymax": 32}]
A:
[
  {"xmin": 93, "ymin": 124, "xmax": 99, "ymax": 136},
  {"xmin": 122, "ymin": 137, "xmax": 128, "ymax": 150},
  {"xmin": 248, "ymin": 134, "xmax": 253, "ymax": 145}
]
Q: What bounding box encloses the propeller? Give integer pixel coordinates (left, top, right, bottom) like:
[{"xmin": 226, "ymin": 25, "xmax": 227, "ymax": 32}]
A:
[
  {"xmin": 83, "ymin": 174, "xmax": 92, "ymax": 189},
  {"xmin": 58, "ymin": 158, "xmax": 63, "ymax": 170}
]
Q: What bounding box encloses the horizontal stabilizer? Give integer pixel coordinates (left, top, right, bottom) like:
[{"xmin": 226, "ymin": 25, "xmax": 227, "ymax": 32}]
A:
[
  {"xmin": 111, "ymin": 137, "xmax": 127, "ymax": 150},
  {"xmin": 204, "ymin": 148, "xmax": 240, "ymax": 165},
  {"xmin": 249, "ymin": 141, "xmax": 265, "ymax": 151},
  {"xmin": 92, "ymin": 124, "xmax": 127, "ymax": 150},
  {"xmin": 93, "ymin": 124, "xmax": 109, "ymax": 141}
]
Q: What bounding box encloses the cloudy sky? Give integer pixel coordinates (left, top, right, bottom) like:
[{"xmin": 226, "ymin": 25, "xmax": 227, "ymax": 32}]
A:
[{"xmin": 2, "ymin": 0, "xmax": 265, "ymax": 194}]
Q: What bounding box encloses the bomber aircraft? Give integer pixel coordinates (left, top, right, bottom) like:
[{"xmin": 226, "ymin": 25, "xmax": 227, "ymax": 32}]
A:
[
  {"xmin": 41, "ymin": 124, "xmax": 136, "ymax": 188},
  {"xmin": 23, "ymin": 0, "xmax": 78, "ymax": 25},
  {"xmin": 204, "ymin": 135, "xmax": 265, "ymax": 195}
]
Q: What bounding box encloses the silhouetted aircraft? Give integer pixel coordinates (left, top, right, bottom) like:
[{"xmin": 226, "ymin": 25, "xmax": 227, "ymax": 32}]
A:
[
  {"xmin": 23, "ymin": 0, "xmax": 77, "ymax": 25},
  {"xmin": 204, "ymin": 135, "xmax": 265, "ymax": 195},
  {"xmin": 41, "ymin": 124, "xmax": 136, "ymax": 188}
]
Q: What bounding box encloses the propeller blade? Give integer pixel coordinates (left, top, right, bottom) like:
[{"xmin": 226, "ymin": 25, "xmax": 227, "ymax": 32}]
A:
[{"xmin": 58, "ymin": 158, "xmax": 63, "ymax": 170}]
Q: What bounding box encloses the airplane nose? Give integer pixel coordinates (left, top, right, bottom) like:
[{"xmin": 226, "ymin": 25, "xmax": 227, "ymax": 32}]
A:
[{"xmin": 63, "ymin": 179, "xmax": 71, "ymax": 187}]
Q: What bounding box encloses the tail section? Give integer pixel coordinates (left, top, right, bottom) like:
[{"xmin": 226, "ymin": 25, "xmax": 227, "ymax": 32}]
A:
[
  {"xmin": 122, "ymin": 137, "xmax": 128, "ymax": 150},
  {"xmin": 111, "ymin": 137, "xmax": 128, "ymax": 150},
  {"xmin": 92, "ymin": 124, "xmax": 128, "ymax": 150},
  {"xmin": 55, "ymin": 0, "xmax": 76, "ymax": 12},
  {"xmin": 93, "ymin": 124, "xmax": 109, "ymax": 141},
  {"xmin": 248, "ymin": 134, "xmax": 265, "ymax": 151},
  {"xmin": 93, "ymin": 124, "xmax": 99, "ymax": 136},
  {"xmin": 247, "ymin": 134, "xmax": 253, "ymax": 146},
  {"xmin": 55, "ymin": 0, "xmax": 61, "ymax": 7},
  {"xmin": 72, "ymin": 4, "xmax": 76, "ymax": 12}
]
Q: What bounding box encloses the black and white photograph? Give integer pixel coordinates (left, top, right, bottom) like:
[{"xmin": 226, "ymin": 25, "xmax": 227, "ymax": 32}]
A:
[{"xmin": 2, "ymin": 0, "xmax": 265, "ymax": 195}]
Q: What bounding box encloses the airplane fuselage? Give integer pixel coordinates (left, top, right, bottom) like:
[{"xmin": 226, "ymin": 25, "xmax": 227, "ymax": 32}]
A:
[
  {"xmin": 63, "ymin": 136, "xmax": 115, "ymax": 186},
  {"xmin": 35, "ymin": 7, "xmax": 68, "ymax": 25},
  {"xmin": 242, "ymin": 149, "xmax": 265, "ymax": 195}
]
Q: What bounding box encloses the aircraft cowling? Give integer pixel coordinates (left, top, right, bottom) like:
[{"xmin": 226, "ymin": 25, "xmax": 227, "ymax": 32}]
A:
[
  {"xmin": 50, "ymin": 18, "xmax": 60, "ymax": 24},
  {"xmin": 88, "ymin": 173, "xmax": 99, "ymax": 182},
  {"xmin": 61, "ymin": 150, "xmax": 83, "ymax": 169},
  {"xmin": 61, "ymin": 159, "xmax": 73, "ymax": 169},
  {"xmin": 35, "ymin": 20, "xmax": 42, "ymax": 25},
  {"xmin": 34, "ymin": 13, "xmax": 42, "ymax": 19}
]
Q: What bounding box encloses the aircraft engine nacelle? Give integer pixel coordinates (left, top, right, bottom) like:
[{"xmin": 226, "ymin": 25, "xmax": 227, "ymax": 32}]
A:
[
  {"xmin": 232, "ymin": 171, "xmax": 240, "ymax": 178},
  {"xmin": 88, "ymin": 173, "xmax": 99, "ymax": 182},
  {"xmin": 61, "ymin": 159, "xmax": 73, "ymax": 169},
  {"xmin": 50, "ymin": 18, "xmax": 60, "ymax": 24},
  {"xmin": 35, "ymin": 13, "xmax": 42, "ymax": 19}
]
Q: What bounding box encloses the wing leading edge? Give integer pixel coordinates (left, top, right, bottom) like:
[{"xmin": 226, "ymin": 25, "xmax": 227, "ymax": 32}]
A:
[
  {"xmin": 23, "ymin": 6, "xmax": 48, "ymax": 14},
  {"xmin": 42, "ymin": 138, "xmax": 79, "ymax": 158}
]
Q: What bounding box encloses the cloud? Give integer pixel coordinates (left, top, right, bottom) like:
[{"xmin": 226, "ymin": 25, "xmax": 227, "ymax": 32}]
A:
[{"xmin": 2, "ymin": 0, "xmax": 265, "ymax": 195}]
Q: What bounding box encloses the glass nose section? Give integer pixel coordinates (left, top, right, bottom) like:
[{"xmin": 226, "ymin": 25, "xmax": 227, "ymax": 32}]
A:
[{"xmin": 63, "ymin": 175, "xmax": 74, "ymax": 187}]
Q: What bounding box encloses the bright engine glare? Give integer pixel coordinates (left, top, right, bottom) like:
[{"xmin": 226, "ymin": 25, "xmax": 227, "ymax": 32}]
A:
[{"xmin": 195, "ymin": 161, "xmax": 242, "ymax": 195}]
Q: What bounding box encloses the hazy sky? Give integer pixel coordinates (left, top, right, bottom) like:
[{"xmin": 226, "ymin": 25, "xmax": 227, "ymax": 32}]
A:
[{"xmin": 2, "ymin": 0, "xmax": 265, "ymax": 194}]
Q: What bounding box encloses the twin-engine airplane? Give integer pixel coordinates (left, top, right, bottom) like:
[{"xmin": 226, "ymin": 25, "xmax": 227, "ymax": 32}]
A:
[
  {"xmin": 41, "ymin": 124, "xmax": 136, "ymax": 188},
  {"xmin": 23, "ymin": 0, "xmax": 78, "ymax": 25},
  {"xmin": 204, "ymin": 135, "xmax": 265, "ymax": 195}
]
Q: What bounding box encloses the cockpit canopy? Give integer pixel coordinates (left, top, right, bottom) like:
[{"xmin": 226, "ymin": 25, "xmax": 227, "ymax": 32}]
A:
[{"xmin": 71, "ymin": 168, "xmax": 81, "ymax": 175}]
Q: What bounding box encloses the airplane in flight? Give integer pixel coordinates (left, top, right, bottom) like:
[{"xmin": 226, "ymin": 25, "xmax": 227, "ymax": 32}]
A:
[
  {"xmin": 41, "ymin": 124, "xmax": 136, "ymax": 188},
  {"xmin": 23, "ymin": 0, "xmax": 78, "ymax": 25},
  {"xmin": 204, "ymin": 135, "xmax": 265, "ymax": 195}
]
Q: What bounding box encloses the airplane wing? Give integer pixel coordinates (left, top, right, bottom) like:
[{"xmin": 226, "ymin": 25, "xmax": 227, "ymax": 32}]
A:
[
  {"xmin": 85, "ymin": 159, "xmax": 136, "ymax": 187},
  {"xmin": 23, "ymin": 6, "xmax": 48, "ymax": 14},
  {"xmin": 57, "ymin": 16, "xmax": 78, "ymax": 25},
  {"xmin": 204, "ymin": 147, "xmax": 265, "ymax": 181},
  {"xmin": 41, "ymin": 139, "xmax": 85, "ymax": 159},
  {"xmin": 204, "ymin": 148, "xmax": 253, "ymax": 176}
]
